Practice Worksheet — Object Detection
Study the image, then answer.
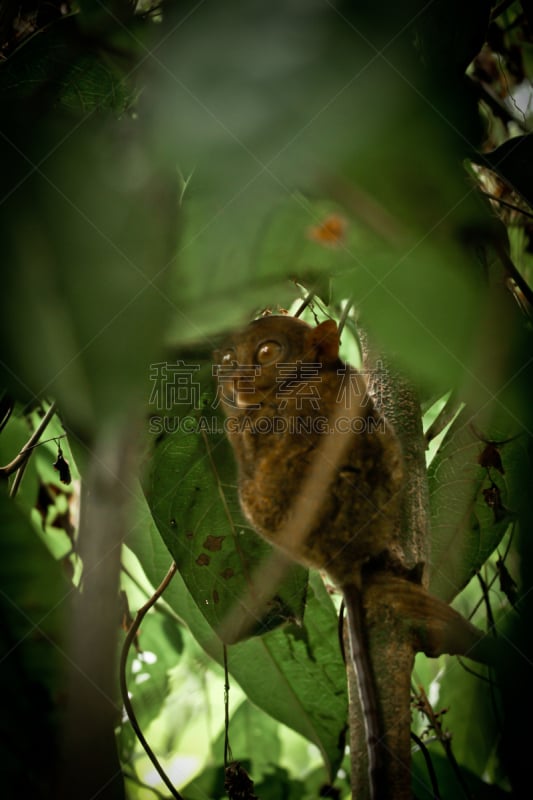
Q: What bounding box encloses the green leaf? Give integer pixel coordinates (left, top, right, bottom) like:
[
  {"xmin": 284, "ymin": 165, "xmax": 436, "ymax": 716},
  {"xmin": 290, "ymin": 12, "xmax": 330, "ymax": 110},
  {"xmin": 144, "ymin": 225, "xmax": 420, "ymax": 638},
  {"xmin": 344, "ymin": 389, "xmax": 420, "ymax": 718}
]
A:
[
  {"xmin": 211, "ymin": 699, "xmax": 282, "ymax": 781},
  {"xmin": 223, "ymin": 573, "xmax": 348, "ymax": 779},
  {"xmin": 0, "ymin": 112, "xmax": 178, "ymax": 433},
  {"xmin": 332, "ymin": 240, "xmax": 480, "ymax": 389},
  {"xmin": 165, "ymin": 193, "xmax": 371, "ymax": 345},
  {"xmin": 126, "ymin": 495, "xmax": 348, "ymax": 778},
  {"xmin": 428, "ymin": 409, "xmax": 525, "ymax": 602},
  {"xmin": 0, "ymin": 15, "xmax": 133, "ymax": 113}
]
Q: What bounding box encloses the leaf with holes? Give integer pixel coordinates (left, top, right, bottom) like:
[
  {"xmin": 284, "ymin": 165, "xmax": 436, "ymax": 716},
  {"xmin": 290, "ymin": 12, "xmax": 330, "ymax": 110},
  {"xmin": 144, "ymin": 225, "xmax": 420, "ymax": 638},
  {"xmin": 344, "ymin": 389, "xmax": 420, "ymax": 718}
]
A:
[
  {"xmin": 428, "ymin": 408, "xmax": 526, "ymax": 602},
  {"xmin": 127, "ymin": 493, "xmax": 347, "ymax": 779}
]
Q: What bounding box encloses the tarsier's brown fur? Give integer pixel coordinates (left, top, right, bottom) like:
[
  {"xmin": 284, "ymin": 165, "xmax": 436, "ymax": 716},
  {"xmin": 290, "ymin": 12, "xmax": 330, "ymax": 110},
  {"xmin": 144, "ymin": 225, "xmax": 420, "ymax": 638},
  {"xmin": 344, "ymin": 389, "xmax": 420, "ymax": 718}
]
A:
[{"xmin": 215, "ymin": 314, "xmax": 405, "ymax": 798}]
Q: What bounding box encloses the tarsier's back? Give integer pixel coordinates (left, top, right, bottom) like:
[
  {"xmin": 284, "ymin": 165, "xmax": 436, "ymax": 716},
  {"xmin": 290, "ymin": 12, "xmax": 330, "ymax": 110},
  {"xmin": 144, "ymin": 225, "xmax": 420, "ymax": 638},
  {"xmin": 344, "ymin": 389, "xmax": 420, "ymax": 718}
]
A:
[{"xmin": 214, "ymin": 314, "xmax": 404, "ymax": 587}]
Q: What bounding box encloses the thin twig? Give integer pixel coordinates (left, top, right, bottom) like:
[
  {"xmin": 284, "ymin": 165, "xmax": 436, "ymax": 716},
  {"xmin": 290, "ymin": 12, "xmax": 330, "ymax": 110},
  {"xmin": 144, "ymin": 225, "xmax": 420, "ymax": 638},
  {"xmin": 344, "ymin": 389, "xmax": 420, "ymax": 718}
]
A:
[
  {"xmin": 294, "ymin": 291, "xmax": 315, "ymax": 318},
  {"xmin": 119, "ymin": 562, "xmax": 183, "ymax": 800},
  {"xmin": 23, "ymin": 433, "xmax": 67, "ymax": 451},
  {"xmin": 120, "ymin": 564, "xmax": 184, "ymax": 625},
  {"xmin": 476, "ymin": 569, "xmax": 505, "ymax": 730},
  {"xmin": 476, "ymin": 571, "xmax": 497, "ymax": 636},
  {"xmin": 410, "ymin": 731, "xmax": 441, "ymax": 800},
  {"xmin": 223, "ymin": 645, "xmax": 232, "ymax": 768},
  {"xmin": 9, "ymin": 458, "xmax": 30, "ymax": 498},
  {"xmin": 500, "ymin": 521, "xmax": 516, "ymax": 563},
  {"xmin": 468, "ymin": 569, "xmax": 499, "ymax": 620},
  {"xmin": 468, "ymin": 526, "xmax": 516, "ymax": 620},
  {"xmin": 5, "ymin": 402, "xmax": 58, "ymax": 498},
  {"xmin": 0, "ymin": 401, "xmax": 57, "ymax": 477},
  {"xmin": 470, "ymin": 76, "xmax": 529, "ymax": 132},
  {"xmin": 456, "ymin": 657, "xmax": 490, "ymax": 684},
  {"xmin": 480, "ymin": 190, "xmax": 533, "ymax": 222},
  {"xmin": 0, "ymin": 393, "xmax": 14, "ymax": 433},
  {"xmin": 10, "ymin": 434, "xmax": 68, "ymax": 497},
  {"xmin": 414, "ymin": 686, "xmax": 473, "ymax": 800}
]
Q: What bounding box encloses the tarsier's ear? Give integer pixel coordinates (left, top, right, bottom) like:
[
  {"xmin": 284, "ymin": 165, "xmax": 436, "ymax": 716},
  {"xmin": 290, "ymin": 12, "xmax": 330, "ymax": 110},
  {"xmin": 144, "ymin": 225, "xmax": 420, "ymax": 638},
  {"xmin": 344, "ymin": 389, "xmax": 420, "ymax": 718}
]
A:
[{"xmin": 306, "ymin": 320, "xmax": 340, "ymax": 364}]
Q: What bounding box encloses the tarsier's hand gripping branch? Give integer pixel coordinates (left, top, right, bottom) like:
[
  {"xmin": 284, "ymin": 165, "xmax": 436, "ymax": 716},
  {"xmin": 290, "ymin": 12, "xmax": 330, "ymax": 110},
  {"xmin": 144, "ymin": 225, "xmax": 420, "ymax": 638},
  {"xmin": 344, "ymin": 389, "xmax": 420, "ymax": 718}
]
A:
[{"xmin": 215, "ymin": 315, "xmax": 405, "ymax": 799}]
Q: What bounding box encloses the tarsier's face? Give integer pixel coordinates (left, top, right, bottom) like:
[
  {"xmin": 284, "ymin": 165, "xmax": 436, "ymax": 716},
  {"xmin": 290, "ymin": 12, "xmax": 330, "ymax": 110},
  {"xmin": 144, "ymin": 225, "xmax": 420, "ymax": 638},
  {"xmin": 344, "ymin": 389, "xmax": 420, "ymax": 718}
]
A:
[{"xmin": 214, "ymin": 315, "xmax": 340, "ymax": 411}]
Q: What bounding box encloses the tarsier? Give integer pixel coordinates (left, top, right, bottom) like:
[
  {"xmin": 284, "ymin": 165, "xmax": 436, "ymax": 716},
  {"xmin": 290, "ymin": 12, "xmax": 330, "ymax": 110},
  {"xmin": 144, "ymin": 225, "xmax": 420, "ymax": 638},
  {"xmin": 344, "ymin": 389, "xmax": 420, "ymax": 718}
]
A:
[{"xmin": 215, "ymin": 314, "xmax": 405, "ymax": 799}]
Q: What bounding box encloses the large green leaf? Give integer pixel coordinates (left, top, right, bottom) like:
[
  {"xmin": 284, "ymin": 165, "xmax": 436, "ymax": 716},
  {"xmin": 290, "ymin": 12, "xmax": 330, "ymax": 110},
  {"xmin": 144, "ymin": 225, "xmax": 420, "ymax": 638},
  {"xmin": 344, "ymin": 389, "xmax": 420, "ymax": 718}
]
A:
[
  {"xmin": 149, "ymin": 0, "xmax": 489, "ymax": 367},
  {"xmin": 164, "ymin": 193, "xmax": 379, "ymax": 345},
  {"xmin": 223, "ymin": 572, "xmax": 348, "ymax": 779},
  {"xmin": 331, "ymin": 232, "xmax": 482, "ymax": 391},
  {"xmin": 428, "ymin": 408, "xmax": 526, "ymax": 602},
  {"xmin": 126, "ymin": 493, "xmax": 348, "ymax": 779}
]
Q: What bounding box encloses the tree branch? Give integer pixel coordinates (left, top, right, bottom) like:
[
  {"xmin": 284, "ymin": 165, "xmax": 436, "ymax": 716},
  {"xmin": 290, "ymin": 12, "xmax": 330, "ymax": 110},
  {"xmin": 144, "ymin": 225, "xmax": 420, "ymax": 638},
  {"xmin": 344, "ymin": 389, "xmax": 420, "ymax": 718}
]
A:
[
  {"xmin": 0, "ymin": 400, "xmax": 57, "ymax": 478},
  {"xmin": 120, "ymin": 562, "xmax": 182, "ymax": 800},
  {"xmin": 345, "ymin": 332, "xmax": 430, "ymax": 800}
]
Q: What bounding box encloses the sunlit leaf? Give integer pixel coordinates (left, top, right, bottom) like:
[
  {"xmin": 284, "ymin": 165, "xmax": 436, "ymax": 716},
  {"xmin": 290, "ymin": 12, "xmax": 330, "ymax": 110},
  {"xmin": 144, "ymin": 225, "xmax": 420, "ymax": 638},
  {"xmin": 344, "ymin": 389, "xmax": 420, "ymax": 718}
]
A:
[{"xmin": 127, "ymin": 494, "xmax": 347, "ymax": 778}]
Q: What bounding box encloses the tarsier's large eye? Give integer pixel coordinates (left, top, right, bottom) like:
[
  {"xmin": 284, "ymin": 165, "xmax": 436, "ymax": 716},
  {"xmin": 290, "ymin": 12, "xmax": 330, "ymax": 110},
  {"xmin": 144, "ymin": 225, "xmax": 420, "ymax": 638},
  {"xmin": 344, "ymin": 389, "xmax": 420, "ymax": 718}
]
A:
[
  {"xmin": 255, "ymin": 340, "xmax": 283, "ymax": 366},
  {"xmin": 220, "ymin": 349, "xmax": 236, "ymax": 365}
]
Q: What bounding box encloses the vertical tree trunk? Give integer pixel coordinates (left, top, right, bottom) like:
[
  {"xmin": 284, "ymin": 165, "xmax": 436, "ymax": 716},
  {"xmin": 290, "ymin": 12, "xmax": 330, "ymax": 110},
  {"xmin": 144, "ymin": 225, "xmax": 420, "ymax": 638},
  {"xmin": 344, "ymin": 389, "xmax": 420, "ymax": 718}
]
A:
[
  {"xmin": 57, "ymin": 425, "xmax": 137, "ymax": 800},
  {"xmin": 347, "ymin": 333, "xmax": 430, "ymax": 798}
]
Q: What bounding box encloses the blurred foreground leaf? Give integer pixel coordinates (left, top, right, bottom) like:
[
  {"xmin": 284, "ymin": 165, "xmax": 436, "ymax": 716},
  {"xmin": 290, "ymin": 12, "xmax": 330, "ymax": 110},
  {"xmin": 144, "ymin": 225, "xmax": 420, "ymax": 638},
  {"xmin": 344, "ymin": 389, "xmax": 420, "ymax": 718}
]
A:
[{"xmin": 0, "ymin": 112, "xmax": 178, "ymax": 436}]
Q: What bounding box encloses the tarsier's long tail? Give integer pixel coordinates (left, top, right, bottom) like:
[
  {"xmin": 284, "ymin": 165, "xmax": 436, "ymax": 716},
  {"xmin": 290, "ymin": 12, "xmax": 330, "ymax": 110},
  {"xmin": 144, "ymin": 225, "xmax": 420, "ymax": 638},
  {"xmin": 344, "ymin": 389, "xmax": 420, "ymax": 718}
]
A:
[{"xmin": 343, "ymin": 581, "xmax": 386, "ymax": 800}]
